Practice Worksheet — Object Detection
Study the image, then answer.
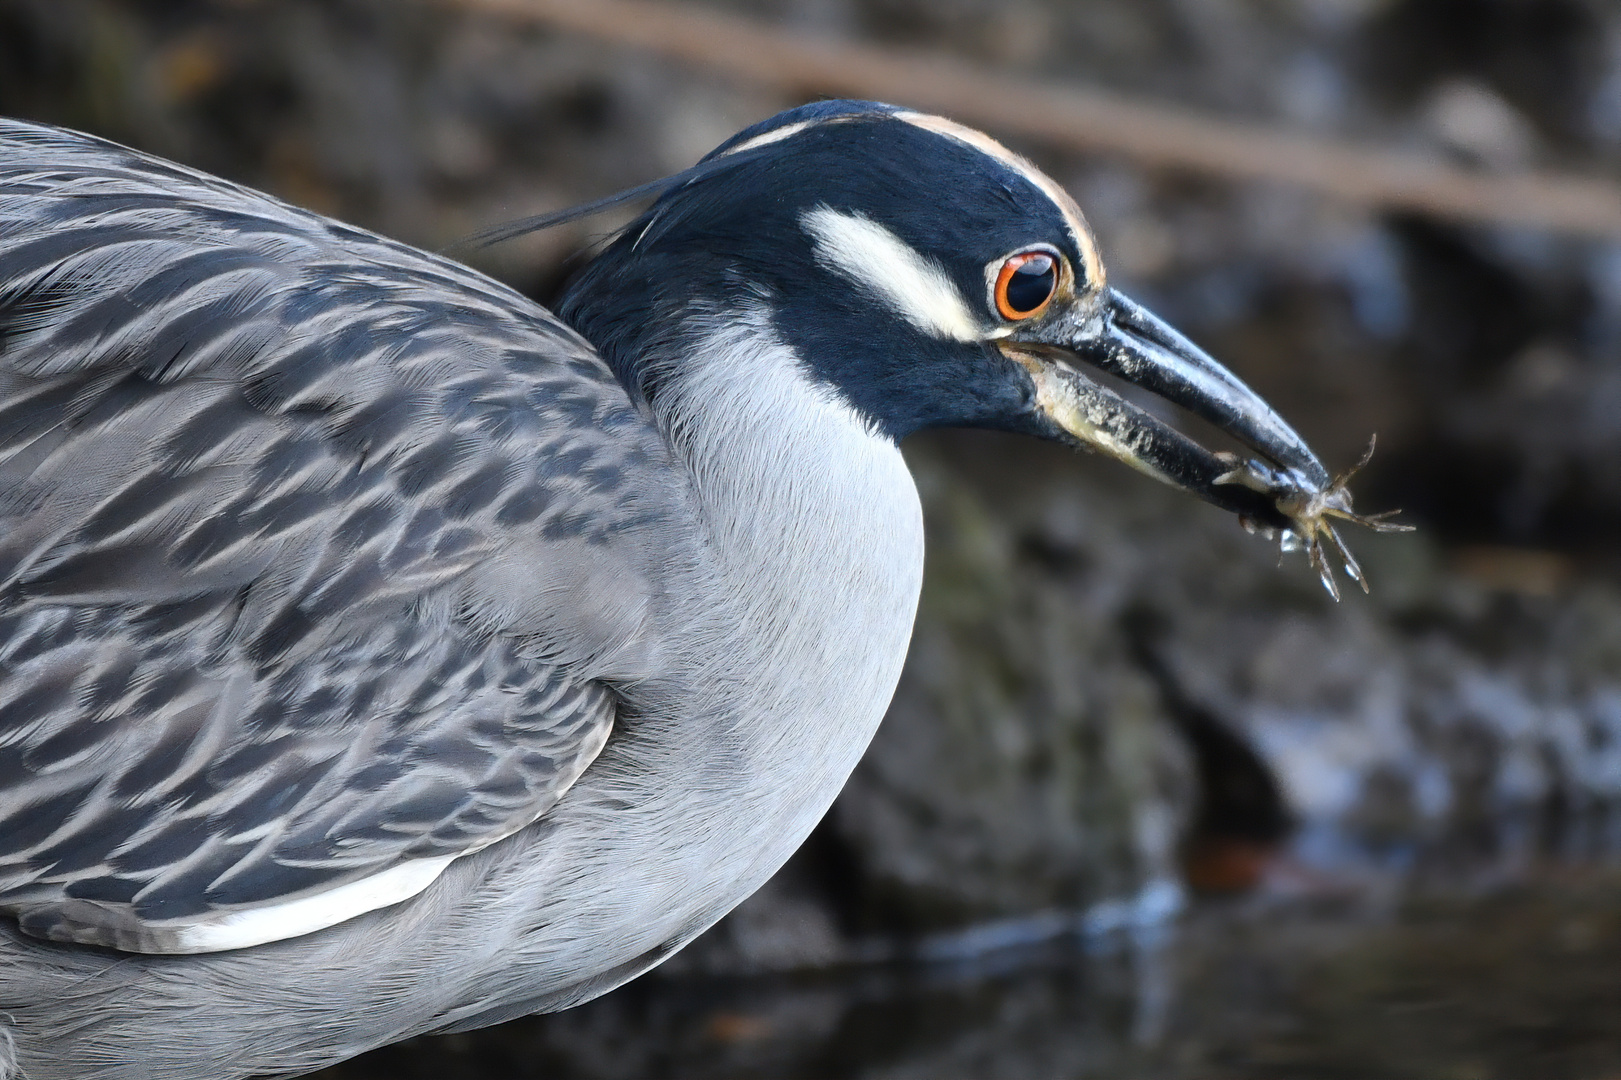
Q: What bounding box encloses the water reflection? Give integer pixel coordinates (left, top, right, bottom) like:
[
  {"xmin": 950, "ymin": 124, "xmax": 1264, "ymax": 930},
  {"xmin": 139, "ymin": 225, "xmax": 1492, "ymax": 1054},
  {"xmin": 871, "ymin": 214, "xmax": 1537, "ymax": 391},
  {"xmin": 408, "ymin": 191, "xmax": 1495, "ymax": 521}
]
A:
[{"xmin": 322, "ymin": 844, "xmax": 1621, "ymax": 1080}]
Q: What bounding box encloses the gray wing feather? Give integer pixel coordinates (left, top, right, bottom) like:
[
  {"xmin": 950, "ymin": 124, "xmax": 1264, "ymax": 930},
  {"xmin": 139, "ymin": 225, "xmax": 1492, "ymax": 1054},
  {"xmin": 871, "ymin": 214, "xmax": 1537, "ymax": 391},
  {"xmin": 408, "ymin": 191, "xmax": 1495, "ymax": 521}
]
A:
[{"xmin": 0, "ymin": 119, "xmax": 677, "ymax": 948}]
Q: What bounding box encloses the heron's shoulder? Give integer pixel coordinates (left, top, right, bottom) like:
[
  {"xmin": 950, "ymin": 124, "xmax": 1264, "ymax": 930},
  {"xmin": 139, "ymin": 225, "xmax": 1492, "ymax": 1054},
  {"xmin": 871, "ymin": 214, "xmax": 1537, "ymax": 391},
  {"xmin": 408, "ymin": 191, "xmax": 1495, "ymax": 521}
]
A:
[
  {"xmin": 1, "ymin": 117, "xmax": 688, "ymax": 590},
  {"xmin": 0, "ymin": 116, "xmax": 600, "ymax": 373}
]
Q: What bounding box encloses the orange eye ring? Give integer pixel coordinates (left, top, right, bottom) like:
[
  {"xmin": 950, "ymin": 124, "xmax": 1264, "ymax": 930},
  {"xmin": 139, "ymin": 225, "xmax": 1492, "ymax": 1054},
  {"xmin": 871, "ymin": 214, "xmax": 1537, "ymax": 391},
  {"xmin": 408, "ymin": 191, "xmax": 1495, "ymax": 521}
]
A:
[{"xmin": 993, "ymin": 250, "xmax": 1061, "ymax": 321}]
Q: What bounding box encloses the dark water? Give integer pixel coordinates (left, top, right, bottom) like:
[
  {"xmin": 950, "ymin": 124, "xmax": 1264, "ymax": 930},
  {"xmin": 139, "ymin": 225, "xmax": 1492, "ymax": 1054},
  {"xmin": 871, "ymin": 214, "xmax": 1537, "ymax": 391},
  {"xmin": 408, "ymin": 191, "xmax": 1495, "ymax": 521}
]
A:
[{"xmin": 323, "ymin": 859, "xmax": 1621, "ymax": 1080}]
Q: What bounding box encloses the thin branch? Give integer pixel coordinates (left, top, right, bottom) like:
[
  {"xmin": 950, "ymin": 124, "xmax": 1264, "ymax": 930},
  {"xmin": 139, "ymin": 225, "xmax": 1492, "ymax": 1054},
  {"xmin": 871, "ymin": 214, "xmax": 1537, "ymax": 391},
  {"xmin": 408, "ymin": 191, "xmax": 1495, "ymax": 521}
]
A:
[{"xmin": 443, "ymin": 0, "xmax": 1621, "ymax": 240}]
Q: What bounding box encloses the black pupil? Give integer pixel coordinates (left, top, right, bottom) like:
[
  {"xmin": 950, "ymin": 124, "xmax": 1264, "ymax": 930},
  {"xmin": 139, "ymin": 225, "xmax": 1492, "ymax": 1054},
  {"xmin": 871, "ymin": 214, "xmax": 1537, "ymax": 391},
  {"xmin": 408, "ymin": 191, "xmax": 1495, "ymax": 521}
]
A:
[{"xmin": 1006, "ymin": 254, "xmax": 1056, "ymax": 313}]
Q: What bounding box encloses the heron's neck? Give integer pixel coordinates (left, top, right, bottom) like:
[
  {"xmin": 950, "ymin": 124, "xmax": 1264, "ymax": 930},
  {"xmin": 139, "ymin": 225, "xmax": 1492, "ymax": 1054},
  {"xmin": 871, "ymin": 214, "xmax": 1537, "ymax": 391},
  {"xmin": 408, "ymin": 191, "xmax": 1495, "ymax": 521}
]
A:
[
  {"xmin": 644, "ymin": 306, "xmax": 925, "ymax": 765},
  {"xmin": 509, "ymin": 304, "xmax": 925, "ymax": 976}
]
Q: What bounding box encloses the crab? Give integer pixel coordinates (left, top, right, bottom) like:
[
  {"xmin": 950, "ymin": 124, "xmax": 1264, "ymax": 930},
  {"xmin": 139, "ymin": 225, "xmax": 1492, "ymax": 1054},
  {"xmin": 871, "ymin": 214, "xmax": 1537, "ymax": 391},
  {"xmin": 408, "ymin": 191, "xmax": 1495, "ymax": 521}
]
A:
[{"xmin": 1214, "ymin": 436, "xmax": 1416, "ymax": 601}]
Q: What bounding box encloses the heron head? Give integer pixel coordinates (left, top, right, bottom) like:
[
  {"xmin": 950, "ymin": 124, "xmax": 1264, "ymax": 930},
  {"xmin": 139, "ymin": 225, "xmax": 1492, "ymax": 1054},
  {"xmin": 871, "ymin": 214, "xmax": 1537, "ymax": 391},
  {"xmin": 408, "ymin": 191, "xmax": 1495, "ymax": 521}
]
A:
[{"xmin": 556, "ymin": 100, "xmax": 1333, "ymax": 531}]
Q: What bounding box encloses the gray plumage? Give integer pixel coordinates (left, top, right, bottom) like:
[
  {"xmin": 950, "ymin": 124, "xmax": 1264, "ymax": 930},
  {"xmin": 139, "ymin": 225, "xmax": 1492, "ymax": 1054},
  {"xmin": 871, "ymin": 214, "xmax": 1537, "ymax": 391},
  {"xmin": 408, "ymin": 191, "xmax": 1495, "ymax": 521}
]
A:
[
  {"xmin": 0, "ymin": 100, "xmax": 1344, "ymax": 1079},
  {"xmin": 0, "ymin": 115, "xmax": 924, "ymax": 1079}
]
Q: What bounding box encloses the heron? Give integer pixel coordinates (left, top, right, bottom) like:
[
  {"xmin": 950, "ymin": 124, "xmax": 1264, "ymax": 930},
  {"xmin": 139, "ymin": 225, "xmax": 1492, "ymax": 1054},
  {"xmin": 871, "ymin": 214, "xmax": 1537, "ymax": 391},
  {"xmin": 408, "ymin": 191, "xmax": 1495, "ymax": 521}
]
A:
[{"xmin": 0, "ymin": 100, "xmax": 1395, "ymax": 1079}]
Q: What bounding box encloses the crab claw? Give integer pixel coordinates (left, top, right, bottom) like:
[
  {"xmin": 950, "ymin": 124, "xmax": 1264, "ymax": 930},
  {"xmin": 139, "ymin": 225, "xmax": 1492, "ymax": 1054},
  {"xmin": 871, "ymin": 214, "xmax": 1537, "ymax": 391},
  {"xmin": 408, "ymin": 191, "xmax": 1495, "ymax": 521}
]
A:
[{"xmin": 1215, "ymin": 435, "xmax": 1414, "ymax": 600}]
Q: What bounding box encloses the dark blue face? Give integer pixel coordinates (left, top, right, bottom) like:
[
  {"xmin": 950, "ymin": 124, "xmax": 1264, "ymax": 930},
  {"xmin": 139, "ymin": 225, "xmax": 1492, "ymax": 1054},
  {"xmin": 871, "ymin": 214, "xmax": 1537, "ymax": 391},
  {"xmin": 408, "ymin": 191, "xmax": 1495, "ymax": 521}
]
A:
[
  {"xmin": 558, "ymin": 101, "xmax": 1332, "ymax": 540},
  {"xmin": 559, "ymin": 102, "xmax": 1101, "ymax": 441}
]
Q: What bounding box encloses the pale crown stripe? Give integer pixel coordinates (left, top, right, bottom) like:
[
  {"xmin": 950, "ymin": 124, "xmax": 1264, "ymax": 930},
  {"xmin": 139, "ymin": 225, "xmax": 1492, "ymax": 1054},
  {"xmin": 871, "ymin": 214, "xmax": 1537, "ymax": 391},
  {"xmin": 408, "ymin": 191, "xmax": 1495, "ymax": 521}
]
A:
[
  {"xmin": 894, "ymin": 111, "xmax": 1105, "ymax": 289},
  {"xmin": 717, "ymin": 119, "xmax": 815, "ymax": 157}
]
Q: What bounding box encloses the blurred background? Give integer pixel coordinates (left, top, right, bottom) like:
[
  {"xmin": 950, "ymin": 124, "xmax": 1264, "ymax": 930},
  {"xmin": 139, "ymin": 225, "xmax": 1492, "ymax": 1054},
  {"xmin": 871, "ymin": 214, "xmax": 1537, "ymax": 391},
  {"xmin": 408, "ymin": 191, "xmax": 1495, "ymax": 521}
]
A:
[{"xmin": 7, "ymin": 0, "xmax": 1621, "ymax": 1075}]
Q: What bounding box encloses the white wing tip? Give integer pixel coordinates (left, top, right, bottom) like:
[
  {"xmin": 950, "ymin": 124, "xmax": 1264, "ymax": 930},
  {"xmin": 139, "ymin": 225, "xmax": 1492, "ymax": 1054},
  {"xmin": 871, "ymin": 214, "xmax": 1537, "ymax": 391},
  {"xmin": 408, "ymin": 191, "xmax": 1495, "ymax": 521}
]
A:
[{"xmin": 172, "ymin": 854, "xmax": 457, "ymax": 953}]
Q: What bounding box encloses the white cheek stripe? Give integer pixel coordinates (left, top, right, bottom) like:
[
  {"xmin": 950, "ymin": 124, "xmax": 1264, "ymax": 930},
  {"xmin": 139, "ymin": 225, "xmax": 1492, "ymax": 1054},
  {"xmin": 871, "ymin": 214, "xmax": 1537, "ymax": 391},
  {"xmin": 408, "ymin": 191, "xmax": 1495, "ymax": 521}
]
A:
[{"xmin": 801, "ymin": 206, "xmax": 981, "ymax": 342}]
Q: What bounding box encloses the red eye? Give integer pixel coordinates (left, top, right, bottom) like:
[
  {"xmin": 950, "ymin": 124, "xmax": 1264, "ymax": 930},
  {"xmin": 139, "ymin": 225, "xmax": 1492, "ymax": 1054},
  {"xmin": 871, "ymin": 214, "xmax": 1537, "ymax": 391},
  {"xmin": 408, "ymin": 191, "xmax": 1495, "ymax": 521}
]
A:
[{"xmin": 993, "ymin": 250, "xmax": 1059, "ymax": 320}]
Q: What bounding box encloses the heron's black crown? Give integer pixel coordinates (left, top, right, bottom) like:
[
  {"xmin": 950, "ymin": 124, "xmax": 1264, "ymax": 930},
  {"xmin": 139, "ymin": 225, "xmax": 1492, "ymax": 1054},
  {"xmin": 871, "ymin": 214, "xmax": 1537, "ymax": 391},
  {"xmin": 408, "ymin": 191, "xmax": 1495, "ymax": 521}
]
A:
[{"xmin": 559, "ymin": 100, "xmax": 1098, "ymax": 442}]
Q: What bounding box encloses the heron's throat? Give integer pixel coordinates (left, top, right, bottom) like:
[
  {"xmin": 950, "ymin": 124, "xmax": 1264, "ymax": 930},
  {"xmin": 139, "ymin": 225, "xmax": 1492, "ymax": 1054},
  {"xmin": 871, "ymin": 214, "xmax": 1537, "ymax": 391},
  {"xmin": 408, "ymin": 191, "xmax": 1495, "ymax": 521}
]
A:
[
  {"xmin": 653, "ymin": 308, "xmax": 920, "ymax": 559},
  {"xmin": 640, "ymin": 308, "xmax": 926, "ymax": 760}
]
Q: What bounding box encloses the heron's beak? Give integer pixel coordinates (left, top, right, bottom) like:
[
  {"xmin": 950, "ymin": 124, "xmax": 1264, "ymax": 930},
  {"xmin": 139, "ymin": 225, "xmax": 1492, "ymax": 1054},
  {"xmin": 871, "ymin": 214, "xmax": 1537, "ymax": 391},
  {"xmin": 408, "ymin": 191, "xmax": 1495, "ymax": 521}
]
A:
[{"xmin": 1005, "ymin": 288, "xmax": 1330, "ymax": 531}]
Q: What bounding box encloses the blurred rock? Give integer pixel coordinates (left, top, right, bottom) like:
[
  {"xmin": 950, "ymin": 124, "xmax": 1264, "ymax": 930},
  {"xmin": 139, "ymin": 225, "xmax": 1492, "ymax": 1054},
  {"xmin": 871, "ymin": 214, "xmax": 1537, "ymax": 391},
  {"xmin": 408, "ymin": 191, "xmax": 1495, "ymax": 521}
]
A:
[
  {"xmin": 828, "ymin": 443, "xmax": 1194, "ymax": 931},
  {"xmin": 904, "ymin": 433, "xmax": 1621, "ymax": 876},
  {"xmin": 1421, "ymin": 77, "xmax": 1538, "ymax": 168}
]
